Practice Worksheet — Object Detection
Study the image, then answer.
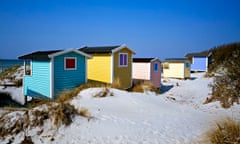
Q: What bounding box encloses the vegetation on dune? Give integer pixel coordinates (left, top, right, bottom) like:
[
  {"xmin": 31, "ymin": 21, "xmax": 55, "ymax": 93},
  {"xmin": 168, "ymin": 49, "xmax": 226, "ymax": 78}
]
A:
[
  {"xmin": 0, "ymin": 65, "xmax": 21, "ymax": 80},
  {"xmin": 0, "ymin": 101, "xmax": 89, "ymax": 141},
  {"xmin": 132, "ymin": 81, "xmax": 159, "ymax": 94},
  {"xmin": 205, "ymin": 117, "xmax": 240, "ymax": 144},
  {"xmin": 205, "ymin": 42, "xmax": 240, "ymax": 108}
]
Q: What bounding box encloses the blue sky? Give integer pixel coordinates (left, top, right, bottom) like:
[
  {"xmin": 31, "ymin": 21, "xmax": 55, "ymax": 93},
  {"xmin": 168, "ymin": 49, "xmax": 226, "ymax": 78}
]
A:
[{"xmin": 0, "ymin": 0, "xmax": 239, "ymax": 60}]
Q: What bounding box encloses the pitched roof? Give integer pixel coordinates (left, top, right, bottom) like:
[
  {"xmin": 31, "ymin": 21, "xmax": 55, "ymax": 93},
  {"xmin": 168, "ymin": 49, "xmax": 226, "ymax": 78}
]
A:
[
  {"xmin": 185, "ymin": 51, "xmax": 210, "ymax": 58},
  {"xmin": 79, "ymin": 44, "xmax": 135, "ymax": 54},
  {"xmin": 163, "ymin": 58, "xmax": 188, "ymax": 63},
  {"xmin": 18, "ymin": 50, "xmax": 62, "ymax": 60},
  {"xmin": 133, "ymin": 58, "xmax": 156, "ymax": 63},
  {"xmin": 19, "ymin": 49, "xmax": 92, "ymax": 60}
]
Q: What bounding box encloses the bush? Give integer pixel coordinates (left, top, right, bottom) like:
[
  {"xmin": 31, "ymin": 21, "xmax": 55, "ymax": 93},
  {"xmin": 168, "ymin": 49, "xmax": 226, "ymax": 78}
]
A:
[
  {"xmin": 207, "ymin": 47, "xmax": 240, "ymax": 108},
  {"xmin": 206, "ymin": 117, "xmax": 240, "ymax": 144}
]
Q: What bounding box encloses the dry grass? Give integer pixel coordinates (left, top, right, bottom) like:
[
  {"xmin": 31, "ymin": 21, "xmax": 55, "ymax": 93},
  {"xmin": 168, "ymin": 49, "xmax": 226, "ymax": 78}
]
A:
[
  {"xmin": 0, "ymin": 65, "xmax": 21, "ymax": 80},
  {"xmin": 205, "ymin": 117, "xmax": 240, "ymax": 144},
  {"xmin": 132, "ymin": 81, "xmax": 159, "ymax": 94},
  {"xmin": 93, "ymin": 88, "xmax": 113, "ymax": 98},
  {"xmin": 19, "ymin": 136, "xmax": 34, "ymax": 144},
  {"xmin": 111, "ymin": 77, "xmax": 122, "ymax": 89},
  {"xmin": 57, "ymin": 80, "xmax": 108, "ymax": 103},
  {"xmin": 0, "ymin": 102, "xmax": 82, "ymax": 139},
  {"xmin": 79, "ymin": 107, "xmax": 91, "ymax": 119}
]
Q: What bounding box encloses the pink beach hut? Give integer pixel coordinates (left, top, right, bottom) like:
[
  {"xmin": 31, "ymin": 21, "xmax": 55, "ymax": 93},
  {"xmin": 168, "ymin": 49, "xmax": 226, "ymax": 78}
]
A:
[{"xmin": 132, "ymin": 58, "xmax": 161, "ymax": 88}]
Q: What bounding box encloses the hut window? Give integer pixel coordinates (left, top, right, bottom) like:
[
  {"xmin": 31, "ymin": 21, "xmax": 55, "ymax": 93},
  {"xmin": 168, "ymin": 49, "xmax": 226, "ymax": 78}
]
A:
[
  {"xmin": 25, "ymin": 59, "xmax": 32, "ymax": 76},
  {"xmin": 65, "ymin": 57, "xmax": 77, "ymax": 70},
  {"xmin": 154, "ymin": 62, "xmax": 158, "ymax": 72},
  {"xmin": 163, "ymin": 63, "xmax": 169, "ymax": 69},
  {"xmin": 119, "ymin": 53, "xmax": 128, "ymax": 67}
]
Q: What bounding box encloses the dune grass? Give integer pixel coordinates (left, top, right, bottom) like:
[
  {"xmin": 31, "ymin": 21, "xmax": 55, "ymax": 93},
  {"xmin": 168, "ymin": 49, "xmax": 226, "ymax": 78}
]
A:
[
  {"xmin": 132, "ymin": 81, "xmax": 159, "ymax": 94},
  {"xmin": 0, "ymin": 65, "xmax": 21, "ymax": 80},
  {"xmin": 205, "ymin": 117, "xmax": 240, "ymax": 144}
]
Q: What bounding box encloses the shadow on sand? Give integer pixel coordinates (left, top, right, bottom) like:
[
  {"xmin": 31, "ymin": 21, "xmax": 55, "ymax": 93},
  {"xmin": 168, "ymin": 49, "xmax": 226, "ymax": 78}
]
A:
[
  {"xmin": 0, "ymin": 92, "xmax": 23, "ymax": 107},
  {"xmin": 160, "ymin": 84, "xmax": 174, "ymax": 94}
]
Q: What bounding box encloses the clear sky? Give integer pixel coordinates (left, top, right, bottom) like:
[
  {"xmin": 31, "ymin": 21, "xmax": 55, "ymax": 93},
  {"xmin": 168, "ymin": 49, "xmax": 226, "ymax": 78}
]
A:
[{"xmin": 0, "ymin": 0, "xmax": 239, "ymax": 60}]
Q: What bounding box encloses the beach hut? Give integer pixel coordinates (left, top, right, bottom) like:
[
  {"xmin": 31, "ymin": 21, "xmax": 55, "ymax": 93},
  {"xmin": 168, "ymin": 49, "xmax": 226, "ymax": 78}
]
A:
[
  {"xmin": 79, "ymin": 44, "xmax": 135, "ymax": 89},
  {"xmin": 18, "ymin": 49, "xmax": 92, "ymax": 99},
  {"xmin": 132, "ymin": 58, "xmax": 161, "ymax": 88},
  {"xmin": 162, "ymin": 58, "xmax": 190, "ymax": 79},
  {"xmin": 185, "ymin": 51, "xmax": 212, "ymax": 72}
]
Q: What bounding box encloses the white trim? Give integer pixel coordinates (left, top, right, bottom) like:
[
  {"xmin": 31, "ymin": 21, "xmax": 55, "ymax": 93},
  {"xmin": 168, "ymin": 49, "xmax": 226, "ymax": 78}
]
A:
[
  {"xmin": 206, "ymin": 56, "xmax": 208, "ymax": 72},
  {"xmin": 118, "ymin": 53, "xmax": 128, "ymax": 67},
  {"xmin": 50, "ymin": 58, "xmax": 54, "ymax": 99},
  {"xmin": 147, "ymin": 63, "xmax": 151, "ymax": 80},
  {"xmin": 111, "ymin": 44, "xmax": 136, "ymax": 54},
  {"xmin": 110, "ymin": 55, "xmax": 114, "ymax": 83},
  {"xmin": 150, "ymin": 58, "xmax": 158, "ymax": 62},
  {"xmin": 130, "ymin": 56, "xmax": 133, "ymax": 87},
  {"xmin": 22, "ymin": 60, "xmax": 26, "ymax": 97},
  {"xmin": 64, "ymin": 57, "xmax": 77, "ymax": 70},
  {"xmin": 85, "ymin": 57, "xmax": 87, "ymax": 83},
  {"xmin": 192, "ymin": 56, "xmax": 195, "ymax": 64},
  {"xmin": 48, "ymin": 48, "xmax": 92, "ymax": 59}
]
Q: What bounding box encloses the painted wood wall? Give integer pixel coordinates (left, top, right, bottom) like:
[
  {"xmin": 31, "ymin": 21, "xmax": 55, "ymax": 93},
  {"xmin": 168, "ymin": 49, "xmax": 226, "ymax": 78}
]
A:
[
  {"xmin": 24, "ymin": 60, "xmax": 51, "ymax": 98},
  {"xmin": 191, "ymin": 56, "xmax": 208, "ymax": 72},
  {"xmin": 53, "ymin": 52, "xmax": 86, "ymax": 98},
  {"xmin": 163, "ymin": 62, "xmax": 186, "ymax": 79},
  {"xmin": 150, "ymin": 60, "xmax": 161, "ymax": 88},
  {"xmin": 113, "ymin": 48, "xmax": 133, "ymax": 89},
  {"xmin": 87, "ymin": 54, "xmax": 112, "ymax": 84},
  {"xmin": 132, "ymin": 63, "xmax": 151, "ymax": 80}
]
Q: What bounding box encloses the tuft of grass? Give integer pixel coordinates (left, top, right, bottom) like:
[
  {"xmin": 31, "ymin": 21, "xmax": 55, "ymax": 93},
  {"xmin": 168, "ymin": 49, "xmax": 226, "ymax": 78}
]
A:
[
  {"xmin": 205, "ymin": 117, "xmax": 240, "ymax": 144},
  {"xmin": 111, "ymin": 77, "xmax": 122, "ymax": 89},
  {"xmin": 0, "ymin": 65, "xmax": 21, "ymax": 80},
  {"xmin": 19, "ymin": 136, "xmax": 34, "ymax": 144},
  {"xmin": 79, "ymin": 107, "xmax": 91, "ymax": 118},
  {"xmin": 132, "ymin": 81, "xmax": 159, "ymax": 94},
  {"xmin": 57, "ymin": 80, "xmax": 108, "ymax": 102},
  {"xmin": 93, "ymin": 88, "xmax": 113, "ymax": 98},
  {"xmin": 0, "ymin": 102, "xmax": 82, "ymax": 139}
]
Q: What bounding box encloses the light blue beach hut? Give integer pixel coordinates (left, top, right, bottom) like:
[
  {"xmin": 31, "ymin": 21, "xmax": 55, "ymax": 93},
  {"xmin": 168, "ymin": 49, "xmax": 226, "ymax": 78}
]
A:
[
  {"xmin": 185, "ymin": 51, "xmax": 212, "ymax": 72},
  {"xmin": 19, "ymin": 49, "xmax": 92, "ymax": 99}
]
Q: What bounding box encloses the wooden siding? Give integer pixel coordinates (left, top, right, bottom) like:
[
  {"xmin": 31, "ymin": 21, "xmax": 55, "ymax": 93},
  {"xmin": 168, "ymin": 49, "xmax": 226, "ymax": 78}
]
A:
[
  {"xmin": 150, "ymin": 60, "xmax": 161, "ymax": 88},
  {"xmin": 184, "ymin": 62, "xmax": 191, "ymax": 78},
  {"xmin": 24, "ymin": 60, "xmax": 51, "ymax": 98},
  {"xmin": 191, "ymin": 56, "xmax": 207, "ymax": 72},
  {"xmin": 113, "ymin": 48, "xmax": 133, "ymax": 89},
  {"xmin": 163, "ymin": 62, "xmax": 185, "ymax": 79},
  {"xmin": 132, "ymin": 63, "xmax": 151, "ymax": 80},
  {"xmin": 54, "ymin": 52, "xmax": 86, "ymax": 98},
  {"xmin": 87, "ymin": 54, "xmax": 112, "ymax": 84}
]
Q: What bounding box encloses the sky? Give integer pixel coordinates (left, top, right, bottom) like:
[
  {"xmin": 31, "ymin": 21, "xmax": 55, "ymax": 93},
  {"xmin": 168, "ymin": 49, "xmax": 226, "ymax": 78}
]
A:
[{"xmin": 0, "ymin": 0, "xmax": 240, "ymax": 60}]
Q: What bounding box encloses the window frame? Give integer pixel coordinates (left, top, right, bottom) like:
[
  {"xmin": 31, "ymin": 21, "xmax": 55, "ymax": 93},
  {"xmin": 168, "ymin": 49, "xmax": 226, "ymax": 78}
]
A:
[
  {"xmin": 154, "ymin": 62, "xmax": 158, "ymax": 72},
  {"xmin": 118, "ymin": 53, "xmax": 128, "ymax": 67},
  {"xmin": 64, "ymin": 57, "xmax": 77, "ymax": 70},
  {"xmin": 163, "ymin": 63, "xmax": 169, "ymax": 69}
]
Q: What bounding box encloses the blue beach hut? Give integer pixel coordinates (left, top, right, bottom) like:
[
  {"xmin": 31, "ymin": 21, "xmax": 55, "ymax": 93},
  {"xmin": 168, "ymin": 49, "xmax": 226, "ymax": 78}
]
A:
[
  {"xmin": 185, "ymin": 51, "xmax": 212, "ymax": 72},
  {"xmin": 19, "ymin": 49, "xmax": 92, "ymax": 99}
]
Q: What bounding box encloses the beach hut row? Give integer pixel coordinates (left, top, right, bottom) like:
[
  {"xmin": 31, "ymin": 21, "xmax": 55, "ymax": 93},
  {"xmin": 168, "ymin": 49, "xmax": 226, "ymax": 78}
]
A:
[
  {"xmin": 18, "ymin": 44, "xmax": 211, "ymax": 99},
  {"xmin": 19, "ymin": 44, "xmax": 162, "ymax": 99},
  {"xmin": 162, "ymin": 50, "xmax": 212, "ymax": 79}
]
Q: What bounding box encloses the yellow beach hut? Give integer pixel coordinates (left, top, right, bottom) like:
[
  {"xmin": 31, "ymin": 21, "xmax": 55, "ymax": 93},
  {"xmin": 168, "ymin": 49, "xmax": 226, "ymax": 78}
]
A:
[
  {"xmin": 162, "ymin": 58, "xmax": 191, "ymax": 79},
  {"xmin": 79, "ymin": 44, "xmax": 135, "ymax": 89}
]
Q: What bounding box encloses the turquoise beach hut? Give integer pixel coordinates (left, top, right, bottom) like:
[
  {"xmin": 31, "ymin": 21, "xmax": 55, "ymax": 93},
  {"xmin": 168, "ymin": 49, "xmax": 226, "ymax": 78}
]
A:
[{"xmin": 19, "ymin": 49, "xmax": 92, "ymax": 99}]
